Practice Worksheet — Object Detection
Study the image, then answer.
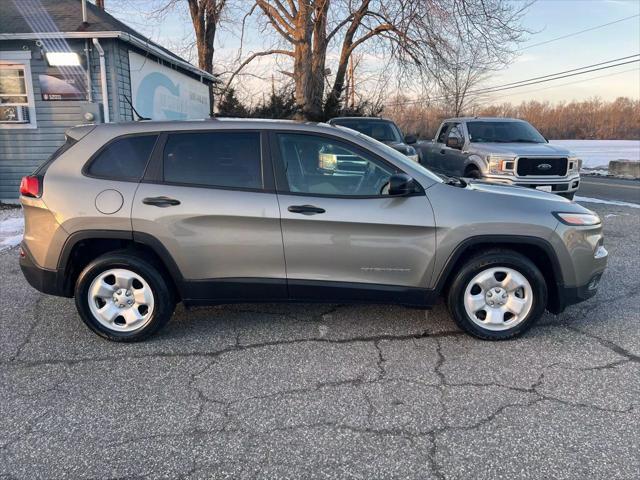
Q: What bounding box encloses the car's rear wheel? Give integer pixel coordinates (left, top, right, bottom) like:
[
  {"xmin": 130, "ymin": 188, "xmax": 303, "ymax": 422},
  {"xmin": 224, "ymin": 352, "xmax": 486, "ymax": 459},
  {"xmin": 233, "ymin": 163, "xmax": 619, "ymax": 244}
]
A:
[
  {"xmin": 446, "ymin": 250, "xmax": 547, "ymax": 340},
  {"xmin": 74, "ymin": 251, "xmax": 175, "ymax": 342}
]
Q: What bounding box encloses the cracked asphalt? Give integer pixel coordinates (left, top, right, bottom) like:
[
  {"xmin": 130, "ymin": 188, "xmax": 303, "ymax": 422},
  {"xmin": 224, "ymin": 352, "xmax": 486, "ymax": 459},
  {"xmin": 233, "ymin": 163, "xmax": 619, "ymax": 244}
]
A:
[{"xmin": 1, "ymin": 201, "xmax": 638, "ymax": 479}]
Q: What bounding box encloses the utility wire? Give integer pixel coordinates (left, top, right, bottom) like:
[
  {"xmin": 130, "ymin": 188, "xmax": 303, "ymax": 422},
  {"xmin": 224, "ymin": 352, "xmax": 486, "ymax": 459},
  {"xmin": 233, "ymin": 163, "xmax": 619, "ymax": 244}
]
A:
[
  {"xmin": 470, "ymin": 54, "xmax": 639, "ymax": 92},
  {"xmin": 385, "ymin": 55, "xmax": 640, "ymax": 106},
  {"xmin": 519, "ymin": 14, "xmax": 640, "ymax": 51},
  {"xmin": 473, "ymin": 68, "xmax": 639, "ymax": 107}
]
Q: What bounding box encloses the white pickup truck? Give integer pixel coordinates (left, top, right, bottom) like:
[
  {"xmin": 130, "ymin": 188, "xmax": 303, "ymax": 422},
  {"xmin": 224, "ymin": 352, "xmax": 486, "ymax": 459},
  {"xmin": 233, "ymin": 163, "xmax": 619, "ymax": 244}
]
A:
[{"xmin": 416, "ymin": 117, "xmax": 581, "ymax": 199}]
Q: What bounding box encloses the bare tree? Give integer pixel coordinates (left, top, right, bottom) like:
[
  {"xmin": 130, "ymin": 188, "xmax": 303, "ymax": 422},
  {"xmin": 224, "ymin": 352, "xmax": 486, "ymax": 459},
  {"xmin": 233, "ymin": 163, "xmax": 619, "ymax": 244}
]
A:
[
  {"xmin": 429, "ymin": 42, "xmax": 495, "ymax": 117},
  {"xmin": 224, "ymin": 0, "xmax": 530, "ymax": 120},
  {"xmin": 184, "ymin": 0, "xmax": 227, "ymax": 73}
]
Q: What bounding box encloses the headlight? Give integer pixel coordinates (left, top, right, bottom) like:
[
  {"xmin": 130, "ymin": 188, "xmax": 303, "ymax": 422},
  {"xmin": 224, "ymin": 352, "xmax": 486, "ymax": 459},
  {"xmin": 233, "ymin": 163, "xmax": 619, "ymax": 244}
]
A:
[
  {"xmin": 318, "ymin": 153, "xmax": 337, "ymax": 171},
  {"xmin": 568, "ymin": 156, "xmax": 581, "ymax": 172},
  {"xmin": 487, "ymin": 155, "xmax": 516, "ymax": 175},
  {"xmin": 404, "ymin": 146, "xmax": 418, "ymax": 162},
  {"xmin": 553, "ymin": 212, "xmax": 601, "ymax": 226}
]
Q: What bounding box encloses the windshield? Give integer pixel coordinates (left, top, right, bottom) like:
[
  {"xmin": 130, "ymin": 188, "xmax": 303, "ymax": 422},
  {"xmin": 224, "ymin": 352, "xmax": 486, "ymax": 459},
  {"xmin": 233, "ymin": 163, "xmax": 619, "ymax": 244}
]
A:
[
  {"xmin": 331, "ymin": 119, "xmax": 403, "ymax": 143},
  {"xmin": 334, "ymin": 126, "xmax": 443, "ymax": 184},
  {"xmin": 467, "ymin": 121, "xmax": 546, "ymax": 143}
]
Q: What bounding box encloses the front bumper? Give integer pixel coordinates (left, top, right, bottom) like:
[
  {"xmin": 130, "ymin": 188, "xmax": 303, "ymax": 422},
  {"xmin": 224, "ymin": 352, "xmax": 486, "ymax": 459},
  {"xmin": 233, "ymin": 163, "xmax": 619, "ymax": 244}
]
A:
[
  {"xmin": 555, "ymin": 271, "xmax": 604, "ymax": 313},
  {"xmin": 19, "ymin": 243, "xmax": 69, "ymax": 297},
  {"xmin": 483, "ymin": 174, "xmax": 581, "ymax": 193}
]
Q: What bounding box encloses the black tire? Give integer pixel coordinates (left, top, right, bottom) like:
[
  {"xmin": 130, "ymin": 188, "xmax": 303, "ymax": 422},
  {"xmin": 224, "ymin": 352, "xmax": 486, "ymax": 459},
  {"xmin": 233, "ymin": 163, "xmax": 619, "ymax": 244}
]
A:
[
  {"xmin": 446, "ymin": 249, "xmax": 547, "ymax": 340},
  {"xmin": 558, "ymin": 191, "xmax": 575, "ymax": 200},
  {"xmin": 464, "ymin": 168, "xmax": 481, "ymax": 179},
  {"xmin": 74, "ymin": 251, "xmax": 176, "ymax": 342}
]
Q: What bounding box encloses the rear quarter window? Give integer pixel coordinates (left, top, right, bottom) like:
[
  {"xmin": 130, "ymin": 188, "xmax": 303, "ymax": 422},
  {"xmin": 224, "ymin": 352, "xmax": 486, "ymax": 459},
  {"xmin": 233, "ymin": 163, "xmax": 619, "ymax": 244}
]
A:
[{"xmin": 86, "ymin": 134, "xmax": 158, "ymax": 181}]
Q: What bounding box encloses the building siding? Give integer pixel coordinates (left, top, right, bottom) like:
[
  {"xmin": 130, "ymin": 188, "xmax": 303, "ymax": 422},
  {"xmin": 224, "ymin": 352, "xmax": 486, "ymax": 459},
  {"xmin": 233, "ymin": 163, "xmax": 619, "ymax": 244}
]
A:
[
  {"xmin": 0, "ymin": 38, "xmax": 133, "ymax": 200},
  {"xmin": 0, "ymin": 37, "xmax": 210, "ymax": 201}
]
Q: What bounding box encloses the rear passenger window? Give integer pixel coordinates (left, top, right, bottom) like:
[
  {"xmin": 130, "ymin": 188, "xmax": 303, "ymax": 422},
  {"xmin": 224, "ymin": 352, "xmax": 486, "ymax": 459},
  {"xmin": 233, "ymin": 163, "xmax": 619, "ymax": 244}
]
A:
[
  {"xmin": 88, "ymin": 135, "xmax": 157, "ymax": 180},
  {"xmin": 163, "ymin": 132, "xmax": 262, "ymax": 189}
]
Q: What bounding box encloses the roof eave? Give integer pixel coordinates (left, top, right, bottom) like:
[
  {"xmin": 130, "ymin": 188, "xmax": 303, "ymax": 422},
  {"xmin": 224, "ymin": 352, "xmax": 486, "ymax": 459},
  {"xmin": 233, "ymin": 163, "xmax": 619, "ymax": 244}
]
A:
[{"xmin": 0, "ymin": 31, "xmax": 219, "ymax": 82}]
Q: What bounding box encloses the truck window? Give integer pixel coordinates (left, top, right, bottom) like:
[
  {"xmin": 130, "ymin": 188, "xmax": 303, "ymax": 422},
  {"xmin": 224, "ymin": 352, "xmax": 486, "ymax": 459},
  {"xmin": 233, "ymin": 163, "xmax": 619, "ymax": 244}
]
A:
[{"xmin": 436, "ymin": 123, "xmax": 451, "ymax": 143}]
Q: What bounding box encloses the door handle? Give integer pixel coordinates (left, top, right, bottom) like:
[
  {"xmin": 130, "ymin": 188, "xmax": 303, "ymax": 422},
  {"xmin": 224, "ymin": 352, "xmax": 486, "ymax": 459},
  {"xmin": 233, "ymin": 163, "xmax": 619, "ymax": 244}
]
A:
[
  {"xmin": 142, "ymin": 196, "xmax": 181, "ymax": 207},
  {"xmin": 288, "ymin": 204, "xmax": 326, "ymax": 215}
]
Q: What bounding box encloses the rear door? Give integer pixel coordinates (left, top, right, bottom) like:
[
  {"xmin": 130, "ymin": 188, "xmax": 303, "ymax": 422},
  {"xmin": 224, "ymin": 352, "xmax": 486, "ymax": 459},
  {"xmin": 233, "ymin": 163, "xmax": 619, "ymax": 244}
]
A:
[
  {"xmin": 132, "ymin": 129, "xmax": 286, "ymax": 302},
  {"xmin": 270, "ymin": 131, "xmax": 436, "ymax": 303}
]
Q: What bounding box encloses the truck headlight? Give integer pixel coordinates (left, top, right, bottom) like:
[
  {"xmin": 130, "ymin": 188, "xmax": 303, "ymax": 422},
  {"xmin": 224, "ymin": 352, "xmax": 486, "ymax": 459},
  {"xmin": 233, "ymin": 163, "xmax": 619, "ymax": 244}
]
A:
[
  {"xmin": 487, "ymin": 155, "xmax": 516, "ymax": 175},
  {"xmin": 405, "ymin": 146, "xmax": 419, "ymax": 162},
  {"xmin": 319, "ymin": 153, "xmax": 337, "ymax": 171},
  {"xmin": 568, "ymin": 156, "xmax": 581, "ymax": 172}
]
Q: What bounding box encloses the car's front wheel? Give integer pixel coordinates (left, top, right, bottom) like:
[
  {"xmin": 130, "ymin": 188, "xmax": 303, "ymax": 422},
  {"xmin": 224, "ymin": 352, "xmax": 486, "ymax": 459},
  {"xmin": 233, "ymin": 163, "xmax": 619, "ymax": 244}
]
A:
[
  {"xmin": 74, "ymin": 251, "xmax": 175, "ymax": 342},
  {"xmin": 447, "ymin": 250, "xmax": 547, "ymax": 340}
]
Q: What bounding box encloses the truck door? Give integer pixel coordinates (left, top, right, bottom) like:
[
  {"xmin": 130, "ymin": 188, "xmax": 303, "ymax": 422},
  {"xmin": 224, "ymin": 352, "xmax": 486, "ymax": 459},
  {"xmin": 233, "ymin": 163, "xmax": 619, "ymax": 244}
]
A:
[
  {"xmin": 430, "ymin": 122, "xmax": 452, "ymax": 172},
  {"xmin": 443, "ymin": 124, "xmax": 467, "ymax": 176}
]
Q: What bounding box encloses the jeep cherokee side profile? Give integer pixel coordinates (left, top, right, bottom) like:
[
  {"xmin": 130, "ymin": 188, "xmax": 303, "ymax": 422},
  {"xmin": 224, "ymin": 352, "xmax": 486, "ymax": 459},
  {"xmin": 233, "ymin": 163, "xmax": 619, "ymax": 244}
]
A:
[{"xmin": 19, "ymin": 119, "xmax": 607, "ymax": 342}]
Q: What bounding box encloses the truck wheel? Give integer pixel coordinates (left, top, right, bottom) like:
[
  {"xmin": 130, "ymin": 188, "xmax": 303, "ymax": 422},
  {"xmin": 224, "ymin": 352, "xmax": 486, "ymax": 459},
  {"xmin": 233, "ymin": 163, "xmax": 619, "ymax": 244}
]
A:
[
  {"xmin": 559, "ymin": 192, "xmax": 575, "ymax": 200},
  {"xmin": 446, "ymin": 250, "xmax": 547, "ymax": 340},
  {"xmin": 74, "ymin": 251, "xmax": 176, "ymax": 342},
  {"xmin": 464, "ymin": 168, "xmax": 481, "ymax": 179}
]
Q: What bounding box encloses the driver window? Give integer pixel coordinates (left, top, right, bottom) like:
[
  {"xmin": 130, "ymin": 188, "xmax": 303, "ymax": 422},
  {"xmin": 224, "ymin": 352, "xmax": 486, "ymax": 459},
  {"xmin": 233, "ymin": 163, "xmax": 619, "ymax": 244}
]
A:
[
  {"xmin": 436, "ymin": 123, "xmax": 451, "ymax": 143},
  {"xmin": 277, "ymin": 133, "xmax": 395, "ymax": 196}
]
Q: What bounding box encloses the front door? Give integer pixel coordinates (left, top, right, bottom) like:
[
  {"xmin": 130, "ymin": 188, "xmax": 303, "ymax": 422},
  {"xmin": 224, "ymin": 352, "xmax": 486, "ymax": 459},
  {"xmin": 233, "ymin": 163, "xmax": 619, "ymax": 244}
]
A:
[
  {"xmin": 132, "ymin": 130, "xmax": 286, "ymax": 302},
  {"xmin": 443, "ymin": 123, "xmax": 467, "ymax": 176},
  {"xmin": 271, "ymin": 131, "xmax": 436, "ymax": 303}
]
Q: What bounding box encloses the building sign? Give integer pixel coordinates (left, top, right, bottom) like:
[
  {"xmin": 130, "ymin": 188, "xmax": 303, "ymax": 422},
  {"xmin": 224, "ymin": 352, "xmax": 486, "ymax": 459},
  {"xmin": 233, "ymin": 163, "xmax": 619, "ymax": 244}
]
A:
[
  {"xmin": 39, "ymin": 72, "xmax": 86, "ymax": 100},
  {"xmin": 128, "ymin": 51, "xmax": 209, "ymax": 120}
]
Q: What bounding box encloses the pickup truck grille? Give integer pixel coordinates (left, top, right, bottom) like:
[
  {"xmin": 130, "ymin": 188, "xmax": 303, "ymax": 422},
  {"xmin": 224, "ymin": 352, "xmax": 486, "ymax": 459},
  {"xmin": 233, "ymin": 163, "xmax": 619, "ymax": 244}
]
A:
[{"xmin": 517, "ymin": 157, "xmax": 567, "ymax": 176}]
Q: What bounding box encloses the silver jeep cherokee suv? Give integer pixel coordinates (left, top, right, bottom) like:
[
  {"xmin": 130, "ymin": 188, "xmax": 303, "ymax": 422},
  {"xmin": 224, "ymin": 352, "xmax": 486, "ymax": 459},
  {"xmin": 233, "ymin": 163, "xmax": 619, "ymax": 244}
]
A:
[{"xmin": 19, "ymin": 119, "xmax": 607, "ymax": 342}]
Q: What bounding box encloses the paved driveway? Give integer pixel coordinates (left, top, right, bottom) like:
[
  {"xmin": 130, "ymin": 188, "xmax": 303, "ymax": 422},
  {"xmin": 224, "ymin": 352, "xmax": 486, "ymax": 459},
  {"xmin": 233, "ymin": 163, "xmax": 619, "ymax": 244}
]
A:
[{"xmin": 0, "ymin": 201, "xmax": 638, "ymax": 479}]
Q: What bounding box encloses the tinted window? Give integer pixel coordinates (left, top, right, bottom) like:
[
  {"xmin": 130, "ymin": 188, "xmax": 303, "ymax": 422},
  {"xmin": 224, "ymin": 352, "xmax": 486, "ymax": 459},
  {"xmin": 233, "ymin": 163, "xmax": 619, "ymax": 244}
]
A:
[
  {"xmin": 436, "ymin": 123, "xmax": 452, "ymax": 143},
  {"xmin": 163, "ymin": 132, "xmax": 262, "ymax": 189},
  {"xmin": 88, "ymin": 135, "xmax": 157, "ymax": 180},
  {"xmin": 331, "ymin": 119, "xmax": 402, "ymax": 142},
  {"xmin": 277, "ymin": 133, "xmax": 395, "ymax": 196}
]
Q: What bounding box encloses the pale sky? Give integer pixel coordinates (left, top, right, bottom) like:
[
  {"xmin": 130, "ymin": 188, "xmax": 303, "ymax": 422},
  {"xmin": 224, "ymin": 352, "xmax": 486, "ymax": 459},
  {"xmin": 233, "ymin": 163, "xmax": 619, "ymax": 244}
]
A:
[{"xmin": 106, "ymin": 0, "xmax": 640, "ymax": 105}]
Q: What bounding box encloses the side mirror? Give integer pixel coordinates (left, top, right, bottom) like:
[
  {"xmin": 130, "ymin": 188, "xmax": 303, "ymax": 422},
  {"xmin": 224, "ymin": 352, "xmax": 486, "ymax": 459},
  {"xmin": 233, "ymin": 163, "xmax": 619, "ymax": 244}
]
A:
[
  {"xmin": 446, "ymin": 136, "xmax": 461, "ymax": 149},
  {"xmin": 404, "ymin": 134, "xmax": 417, "ymax": 145},
  {"xmin": 388, "ymin": 173, "xmax": 417, "ymax": 196}
]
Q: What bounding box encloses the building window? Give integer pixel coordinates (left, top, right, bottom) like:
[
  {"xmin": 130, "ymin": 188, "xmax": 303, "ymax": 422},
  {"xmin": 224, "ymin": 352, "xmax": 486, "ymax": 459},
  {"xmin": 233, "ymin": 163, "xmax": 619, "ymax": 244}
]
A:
[{"xmin": 0, "ymin": 52, "xmax": 37, "ymax": 129}]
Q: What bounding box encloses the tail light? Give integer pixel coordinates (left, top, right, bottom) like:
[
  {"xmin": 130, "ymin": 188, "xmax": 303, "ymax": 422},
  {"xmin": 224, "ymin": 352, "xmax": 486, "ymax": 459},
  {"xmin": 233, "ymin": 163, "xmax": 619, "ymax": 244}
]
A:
[{"xmin": 19, "ymin": 176, "xmax": 41, "ymax": 198}]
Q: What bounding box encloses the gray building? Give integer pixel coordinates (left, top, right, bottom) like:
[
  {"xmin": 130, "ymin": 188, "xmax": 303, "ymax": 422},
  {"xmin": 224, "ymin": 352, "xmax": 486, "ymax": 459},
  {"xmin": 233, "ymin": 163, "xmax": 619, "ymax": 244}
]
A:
[{"xmin": 0, "ymin": 0, "xmax": 217, "ymax": 200}]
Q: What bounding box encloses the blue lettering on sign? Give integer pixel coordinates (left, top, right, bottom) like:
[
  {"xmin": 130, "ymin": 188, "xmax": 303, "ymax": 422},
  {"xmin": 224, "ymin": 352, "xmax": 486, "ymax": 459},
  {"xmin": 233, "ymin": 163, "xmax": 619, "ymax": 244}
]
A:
[{"xmin": 135, "ymin": 72, "xmax": 187, "ymax": 120}]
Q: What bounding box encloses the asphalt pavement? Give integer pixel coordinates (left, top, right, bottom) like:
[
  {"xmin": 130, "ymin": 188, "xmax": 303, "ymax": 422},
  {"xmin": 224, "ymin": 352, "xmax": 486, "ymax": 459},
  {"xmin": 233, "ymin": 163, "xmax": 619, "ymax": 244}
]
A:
[
  {"xmin": 0, "ymin": 196, "xmax": 638, "ymax": 479},
  {"xmin": 578, "ymin": 176, "xmax": 640, "ymax": 204}
]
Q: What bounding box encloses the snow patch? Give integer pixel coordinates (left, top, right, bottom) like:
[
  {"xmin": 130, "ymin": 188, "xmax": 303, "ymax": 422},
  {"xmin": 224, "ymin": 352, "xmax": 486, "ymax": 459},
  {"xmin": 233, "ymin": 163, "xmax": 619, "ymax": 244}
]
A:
[
  {"xmin": 0, "ymin": 214, "xmax": 24, "ymax": 252},
  {"xmin": 575, "ymin": 196, "xmax": 640, "ymax": 209}
]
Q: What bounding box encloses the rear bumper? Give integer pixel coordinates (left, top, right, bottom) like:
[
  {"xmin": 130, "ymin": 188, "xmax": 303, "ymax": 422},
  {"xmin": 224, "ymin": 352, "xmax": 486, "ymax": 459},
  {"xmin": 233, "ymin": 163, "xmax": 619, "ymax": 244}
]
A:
[{"xmin": 19, "ymin": 243, "xmax": 69, "ymax": 297}]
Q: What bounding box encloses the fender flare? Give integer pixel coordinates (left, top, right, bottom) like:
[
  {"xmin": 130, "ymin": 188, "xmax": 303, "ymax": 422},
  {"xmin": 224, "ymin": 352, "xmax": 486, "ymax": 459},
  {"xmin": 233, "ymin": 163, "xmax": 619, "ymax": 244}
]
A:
[
  {"xmin": 57, "ymin": 230, "xmax": 186, "ymax": 297},
  {"xmin": 433, "ymin": 234, "xmax": 564, "ymax": 298}
]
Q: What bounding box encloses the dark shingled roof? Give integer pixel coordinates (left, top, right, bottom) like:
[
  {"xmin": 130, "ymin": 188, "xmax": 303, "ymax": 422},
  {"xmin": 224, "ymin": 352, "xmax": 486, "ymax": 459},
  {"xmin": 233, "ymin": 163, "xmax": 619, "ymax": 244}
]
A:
[{"xmin": 0, "ymin": 0, "xmax": 185, "ymax": 64}]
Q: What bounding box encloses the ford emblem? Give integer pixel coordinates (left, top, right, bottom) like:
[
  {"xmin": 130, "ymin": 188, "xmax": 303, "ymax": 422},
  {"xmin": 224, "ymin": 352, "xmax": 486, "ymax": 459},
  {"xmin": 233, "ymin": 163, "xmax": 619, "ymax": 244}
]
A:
[{"xmin": 537, "ymin": 163, "xmax": 552, "ymax": 170}]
